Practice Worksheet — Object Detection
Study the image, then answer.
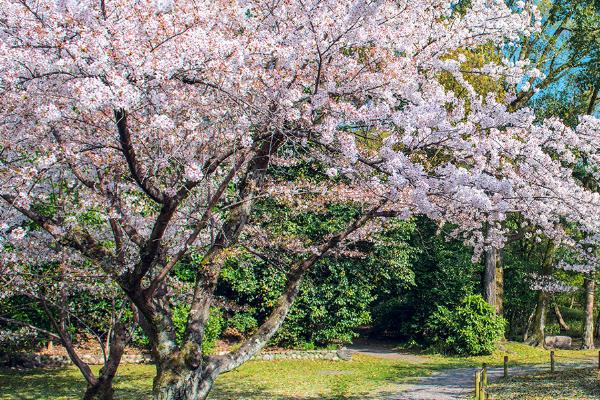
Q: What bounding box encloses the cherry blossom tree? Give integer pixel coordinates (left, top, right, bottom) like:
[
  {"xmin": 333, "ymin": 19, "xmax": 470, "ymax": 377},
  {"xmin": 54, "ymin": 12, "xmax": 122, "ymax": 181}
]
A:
[
  {"xmin": 1, "ymin": 255, "xmax": 133, "ymax": 400},
  {"xmin": 1, "ymin": 0, "xmax": 599, "ymax": 398},
  {"xmin": 1, "ymin": 211, "xmax": 135, "ymax": 400}
]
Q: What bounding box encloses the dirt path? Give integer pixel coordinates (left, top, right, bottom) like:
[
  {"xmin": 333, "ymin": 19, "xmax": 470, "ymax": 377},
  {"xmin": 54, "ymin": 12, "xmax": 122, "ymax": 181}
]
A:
[{"xmin": 347, "ymin": 341, "xmax": 429, "ymax": 363}]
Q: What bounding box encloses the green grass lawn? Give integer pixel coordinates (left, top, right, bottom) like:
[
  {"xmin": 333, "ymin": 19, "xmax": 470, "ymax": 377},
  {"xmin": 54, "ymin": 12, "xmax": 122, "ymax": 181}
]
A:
[
  {"xmin": 0, "ymin": 355, "xmax": 438, "ymax": 400},
  {"xmin": 0, "ymin": 342, "xmax": 598, "ymax": 400}
]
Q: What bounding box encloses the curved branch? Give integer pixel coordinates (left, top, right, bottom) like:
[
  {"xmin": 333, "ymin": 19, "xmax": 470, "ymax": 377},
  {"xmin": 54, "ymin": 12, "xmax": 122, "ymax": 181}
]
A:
[
  {"xmin": 114, "ymin": 109, "xmax": 164, "ymax": 204},
  {"xmin": 205, "ymin": 200, "xmax": 385, "ymax": 377},
  {"xmin": 0, "ymin": 193, "xmax": 115, "ymax": 269}
]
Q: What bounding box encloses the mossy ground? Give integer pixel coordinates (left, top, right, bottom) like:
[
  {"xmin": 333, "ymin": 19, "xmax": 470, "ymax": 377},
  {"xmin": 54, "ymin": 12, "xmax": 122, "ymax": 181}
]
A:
[{"xmin": 487, "ymin": 367, "xmax": 600, "ymax": 400}]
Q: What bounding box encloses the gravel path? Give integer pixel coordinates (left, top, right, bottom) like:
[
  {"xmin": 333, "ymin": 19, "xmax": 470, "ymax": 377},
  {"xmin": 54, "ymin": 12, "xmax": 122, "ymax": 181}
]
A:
[
  {"xmin": 391, "ymin": 361, "xmax": 596, "ymax": 400},
  {"xmin": 349, "ymin": 341, "xmax": 597, "ymax": 400},
  {"xmin": 392, "ymin": 366, "xmax": 510, "ymax": 400}
]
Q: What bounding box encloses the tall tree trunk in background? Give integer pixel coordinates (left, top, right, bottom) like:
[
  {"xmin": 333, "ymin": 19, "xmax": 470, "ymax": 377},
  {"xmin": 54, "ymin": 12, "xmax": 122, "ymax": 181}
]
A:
[
  {"xmin": 496, "ymin": 249, "xmax": 504, "ymax": 315},
  {"xmin": 527, "ymin": 243, "xmax": 556, "ymax": 347},
  {"xmin": 581, "ymin": 89, "xmax": 598, "ymax": 348},
  {"xmin": 483, "ymin": 247, "xmax": 498, "ymax": 311},
  {"xmin": 527, "ymin": 291, "xmax": 547, "ymax": 347},
  {"xmin": 582, "ymin": 277, "xmax": 595, "ymax": 349}
]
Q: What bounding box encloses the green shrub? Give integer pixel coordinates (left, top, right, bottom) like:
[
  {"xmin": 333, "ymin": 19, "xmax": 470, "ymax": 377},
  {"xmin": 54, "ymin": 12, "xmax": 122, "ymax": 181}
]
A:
[
  {"xmin": 173, "ymin": 304, "xmax": 224, "ymax": 354},
  {"xmin": 369, "ymin": 217, "xmax": 480, "ymax": 342},
  {"xmin": 202, "ymin": 308, "xmax": 225, "ymax": 354},
  {"xmin": 227, "ymin": 313, "xmax": 258, "ymax": 336},
  {"xmin": 425, "ymin": 294, "xmax": 506, "ymax": 356},
  {"xmin": 545, "ymin": 324, "xmax": 561, "ymax": 335},
  {"xmin": 298, "ymin": 342, "xmax": 316, "ymax": 350}
]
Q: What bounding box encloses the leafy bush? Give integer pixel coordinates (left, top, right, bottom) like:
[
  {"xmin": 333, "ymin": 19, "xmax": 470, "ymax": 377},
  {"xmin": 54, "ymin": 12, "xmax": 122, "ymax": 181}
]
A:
[
  {"xmin": 173, "ymin": 304, "xmax": 224, "ymax": 354},
  {"xmin": 425, "ymin": 294, "xmax": 506, "ymax": 356},
  {"xmin": 0, "ymin": 327, "xmax": 39, "ymax": 353},
  {"xmin": 226, "ymin": 313, "xmax": 258, "ymax": 336},
  {"xmin": 545, "ymin": 324, "xmax": 560, "ymax": 335},
  {"xmin": 202, "ymin": 308, "xmax": 225, "ymax": 353},
  {"xmin": 218, "ymin": 254, "xmax": 377, "ymax": 348}
]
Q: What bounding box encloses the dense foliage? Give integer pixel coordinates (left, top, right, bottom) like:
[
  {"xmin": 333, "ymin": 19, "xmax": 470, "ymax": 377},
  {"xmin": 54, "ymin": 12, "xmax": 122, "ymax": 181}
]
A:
[
  {"xmin": 371, "ymin": 218, "xmax": 479, "ymax": 340},
  {"xmin": 425, "ymin": 295, "xmax": 506, "ymax": 356}
]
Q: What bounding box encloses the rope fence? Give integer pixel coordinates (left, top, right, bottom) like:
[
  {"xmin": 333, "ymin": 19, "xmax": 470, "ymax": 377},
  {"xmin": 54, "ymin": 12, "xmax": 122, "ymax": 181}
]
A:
[{"xmin": 473, "ymin": 350, "xmax": 600, "ymax": 399}]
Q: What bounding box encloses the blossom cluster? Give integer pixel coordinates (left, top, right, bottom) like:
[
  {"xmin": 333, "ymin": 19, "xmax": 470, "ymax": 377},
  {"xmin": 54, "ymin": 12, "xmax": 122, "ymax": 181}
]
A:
[{"xmin": 0, "ymin": 0, "xmax": 598, "ymax": 303}]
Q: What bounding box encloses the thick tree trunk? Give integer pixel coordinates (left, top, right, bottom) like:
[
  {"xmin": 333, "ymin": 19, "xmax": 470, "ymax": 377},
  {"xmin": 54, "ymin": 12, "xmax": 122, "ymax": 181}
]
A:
[
  {"xmin": 483, "ymin": 247, "xmax": 504, "ymax": 315},
  {"xmin": 483, "ymin": 247, "xmax": 497, "ymax": 310},
  {"xmin": 582, "ymin": 277, "xmax": 595, "ymax": 349},
  {"xmin": 527, "ymin": 291, "xmax": 547, "ymax": 347},
  {"xmin": 83, "ymin": 379, "xmax": 115, "ymax": 400},
  {"xmin": 152, "ymin": 355, "xmax": 218, "ymax": 400},
  {"xmin": 153, "ymin": 365, "xmax": 198, "ymax": 400}
]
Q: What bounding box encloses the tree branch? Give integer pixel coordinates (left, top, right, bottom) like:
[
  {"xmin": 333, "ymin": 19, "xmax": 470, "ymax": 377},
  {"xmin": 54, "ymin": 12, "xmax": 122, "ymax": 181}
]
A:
[
  {"xmin": 114, "ymin": 109, "xmax": 164, "ymax": 204},
  {"xmin": 205, "ymin": 200, "xmax": 386, "ymax": 377},
  {"xmin": 0, "ymin": 316, "xmax": 60, "ymax": 340}
]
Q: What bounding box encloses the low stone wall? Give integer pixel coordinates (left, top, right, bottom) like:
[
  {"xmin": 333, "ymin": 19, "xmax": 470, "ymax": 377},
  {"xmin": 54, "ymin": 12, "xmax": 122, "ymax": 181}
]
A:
[
  {"xmin": 252, "ymin": 349, "xmax": 352, "ymax": 361},
  {"xmin": 0, "ymin": 352, "xmax": 153, "ymax": 368},
  {"xmin": 1, "ymin": 348, "xmax": 351, "ymax": 368}
]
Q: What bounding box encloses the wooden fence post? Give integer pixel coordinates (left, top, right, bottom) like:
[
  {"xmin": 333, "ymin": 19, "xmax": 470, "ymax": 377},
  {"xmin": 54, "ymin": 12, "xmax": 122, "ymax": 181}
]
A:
[
  {"xmin": 550, "ymin": 350, "xmax": 555, "ymax": 373},
  {"xmin": 503, "ymin": 355, "xmax": 508, "ymax": 378},
  {"xmin": 482, "ymin": 363, "xmax": 488, "ymax": 386},
  {"xmin": 475, "ymin": 370, "xmax": 481, "ymax": 400}
]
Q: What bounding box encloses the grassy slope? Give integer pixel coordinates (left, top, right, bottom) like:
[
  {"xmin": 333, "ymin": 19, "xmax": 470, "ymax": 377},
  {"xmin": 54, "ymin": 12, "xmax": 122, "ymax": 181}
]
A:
[{"xmin": 0, "ymin": 342, "xmax": 598, "ymax": 400}]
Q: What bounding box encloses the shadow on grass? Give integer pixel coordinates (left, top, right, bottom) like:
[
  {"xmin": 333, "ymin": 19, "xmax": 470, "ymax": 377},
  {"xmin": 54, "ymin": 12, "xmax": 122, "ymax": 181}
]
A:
[
  {"xmin": 0, "ymin": 368, "xmax": 89, "ymax": 400},
  {"xmin": 0, "ymin": 360, "xmax": 463, "ymax": 400},
  {"xmin": 209, "ymin": 363, "xmax": 443, "ymax": 400},
  {"xmin": 210, "ymin": 385, "xmax": 405, "ymax": 400},
  {"xmin": 0, "ymin": 366, "xmax": 152, "ymax": 400}
]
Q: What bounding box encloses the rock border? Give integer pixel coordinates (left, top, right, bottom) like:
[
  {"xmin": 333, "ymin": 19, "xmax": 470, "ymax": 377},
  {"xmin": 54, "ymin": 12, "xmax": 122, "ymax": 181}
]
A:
[
  {"xmin": 1, "ymin": 348, "xmax": 352, "ymax": 368},
  {"xmin": 252, "ymin": 349, "xmax": 352, "ymax": 361}
]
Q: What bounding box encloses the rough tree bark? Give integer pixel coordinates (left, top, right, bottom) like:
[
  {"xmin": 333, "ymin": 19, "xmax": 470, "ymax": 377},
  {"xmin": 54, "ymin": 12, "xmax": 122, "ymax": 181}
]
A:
[
  {"xmin": 527, "ymin": 291, "xmax": 547, "ymax": 347},
  {"xmin": 150, "ymin": 203, "xmax": 384, "ymax": 400},
  {"xmin": 595, "ymin": 308, "xmax": 600, "ymax": 339},
  {"xmin": 496, "ymin": 250, "xmax": 504, "ymax": 315},
  {"xmin": 523, "ymin": 304, "xmax": 536, "ymax": 342},
  {"xmin": 483, "ymin": 247, "xmax": 497, "ymax": 310},
  {"xmin": 526, "ymin": 242, "xmax": 555, "ymax": 347},
  {"xmin": 483, "ymin": 247, "xmax": 504, "ymax": 315},
  {"xmin": 582, "ymin": 277, "xmax": 595, "ymax": 349}
]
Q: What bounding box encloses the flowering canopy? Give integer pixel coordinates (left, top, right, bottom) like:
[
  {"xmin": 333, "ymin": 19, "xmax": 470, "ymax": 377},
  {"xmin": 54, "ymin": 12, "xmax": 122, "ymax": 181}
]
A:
[{"xmin": 1, "ymin": 0, "xmax": 598, "ymax": 253}]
